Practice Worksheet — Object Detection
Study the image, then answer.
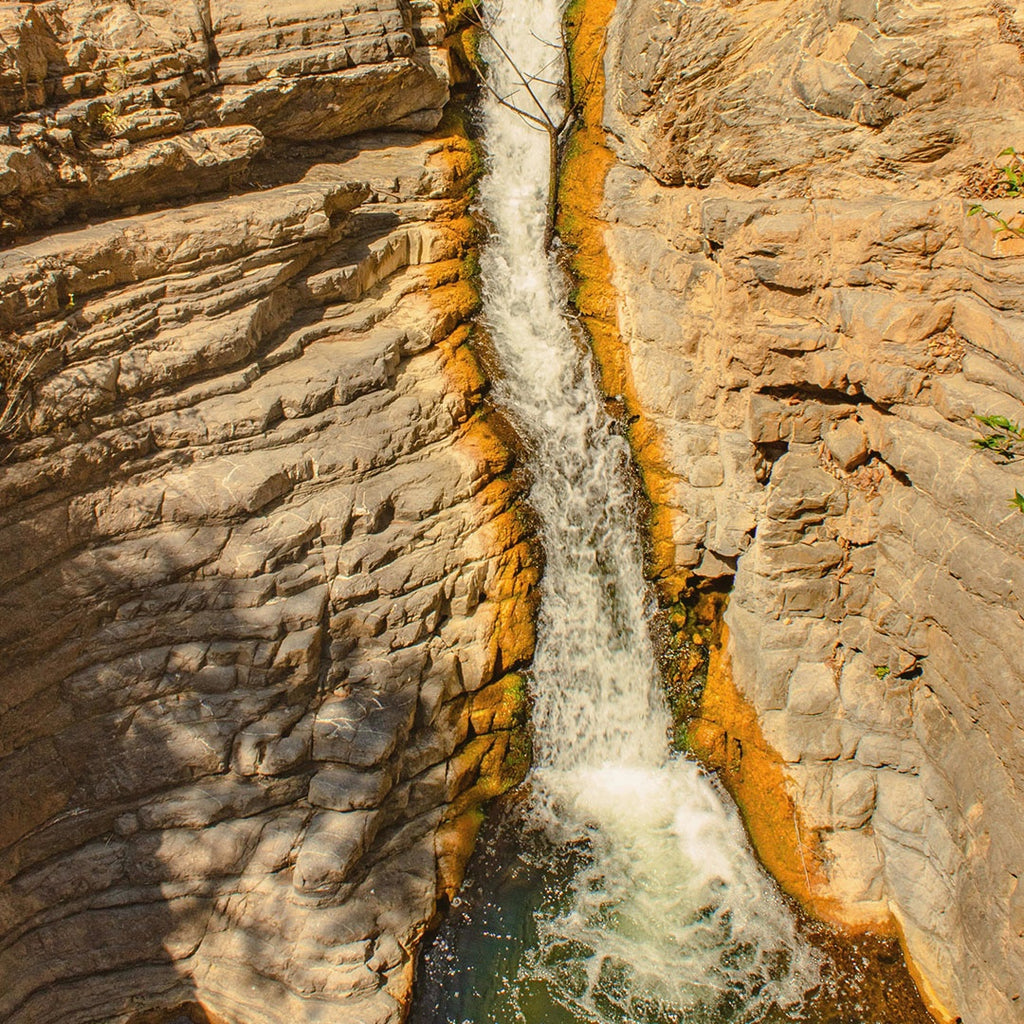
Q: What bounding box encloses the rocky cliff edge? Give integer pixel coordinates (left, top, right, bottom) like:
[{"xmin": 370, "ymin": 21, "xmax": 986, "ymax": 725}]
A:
[{"xmin": 0, "ymin": 4, "xmax": 538, "ymax": 1023}]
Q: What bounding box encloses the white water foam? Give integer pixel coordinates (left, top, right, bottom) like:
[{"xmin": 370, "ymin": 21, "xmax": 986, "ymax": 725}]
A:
[{"xmin": 475, "ymin": 1, "xmax": 820, "ymax": 1020}]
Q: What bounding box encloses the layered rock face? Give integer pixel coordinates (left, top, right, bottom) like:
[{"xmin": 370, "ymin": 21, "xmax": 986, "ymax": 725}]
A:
[
  {"xmin": 0, "ymin": 0, "xmax": 452, "ymax": 238},
  {"xmin": 600, "ymin": 1, "xmax": 1024, "ymax": 1020},
  {"xmin": 0, "ymin": 4, "xmax": 537, "ymax": 1023}
]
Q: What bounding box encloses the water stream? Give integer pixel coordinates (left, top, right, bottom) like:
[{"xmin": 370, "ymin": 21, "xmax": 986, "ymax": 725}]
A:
[{"xmin": 414, "ymin": 2, "xmax": 823, "ymax": 1020}]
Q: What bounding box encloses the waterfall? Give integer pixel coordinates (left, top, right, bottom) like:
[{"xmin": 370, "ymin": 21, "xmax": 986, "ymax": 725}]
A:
[{"xmin": 426, "ymin": 1, "xmax": 821, "ymax": 1019}]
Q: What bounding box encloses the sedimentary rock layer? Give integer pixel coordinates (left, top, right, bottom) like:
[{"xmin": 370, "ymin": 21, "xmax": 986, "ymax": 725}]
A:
[
  {"xmin": 0, "ymin": 4, "xmax": 536, "ymax": 1023},
  {"xmin": 0, "ymin": 0, "xmax": 454, "ymax": 239},
  {"xmin": 598, "ymin": 1, "xmax": 1024, "ymax": 1020}
]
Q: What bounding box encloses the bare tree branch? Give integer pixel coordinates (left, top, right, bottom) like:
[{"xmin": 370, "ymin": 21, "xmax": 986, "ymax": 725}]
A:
[
  {"xmin": 460, "ymin": 0, "xmax": 599, "ymax": 249},
  {"xmin": 467, "ymin": 9, "xmax": 559, "ymax": 132},
  {"xmin": 474, "ymin": 71, "xmax": 551, "ymax": 132},
  {"xmin": 528, "ymin": 28, "xmax": 563, "ymax": 50}
]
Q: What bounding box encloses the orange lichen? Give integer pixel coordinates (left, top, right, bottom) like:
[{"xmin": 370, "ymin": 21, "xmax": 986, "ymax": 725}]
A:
[
  {"xmin": 427, "ymin": 111, "xmax": 539, "ymax": 906},
  {"xmin": 559, "ymin": 0, "xmax": 846, "ymax": 932},
  {"xmin": 561, "ymin": 0, "xmax": 861, "ymax": 933},
  {"xmin": 558, "ymin": 0, "xmax": 688, "ymax": 602},
  {"xmin": 559, "ymin": 7, "xmax": 949, "ymax": 1020},
  {"xmin": 690, "ymin": 629, "xmax": 845, "ymax": 921}
]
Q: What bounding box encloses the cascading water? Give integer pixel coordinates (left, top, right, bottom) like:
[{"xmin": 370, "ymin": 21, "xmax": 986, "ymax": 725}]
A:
[{"xmin": 414, "ymin": 2, "xmax": 821, "ymax": 1021}]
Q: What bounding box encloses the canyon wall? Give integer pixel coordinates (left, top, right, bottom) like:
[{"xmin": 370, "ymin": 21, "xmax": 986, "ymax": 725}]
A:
[
  {"xmin": 598, "ymin": 1, "xmax": 1024, "ymax": 1020},
  {"xmin": 0, "ymin": 3, "xmax": 537, "ymax": 1023}
]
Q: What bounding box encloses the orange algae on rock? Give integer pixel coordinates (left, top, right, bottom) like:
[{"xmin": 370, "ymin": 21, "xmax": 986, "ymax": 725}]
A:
[
  {"xmin": 561, "ymin": 0, "xmax": 858, "ymax": 938},
  {"xmin": 558, "ymin": 10, "xmax": 819, "ymax": 916},
  {"xmin": 557, "ymin": 5, "xmax": 968, "ymax": 1021},
  {"xmin": 559, "ymin": 0, "xmax": 922, "ymax": 969},
  {"xmin": 558, "ymin": 0, "xmax": 687, "ymax": 603},
  {"xmin": 891, "ymin": 913, "xmax": 959, "ymax": 1024},
  {"xmin": 691, "ymin": 632, "xmax": 958, "ymax": 1023},
  {"xmin": 426, "ymin": 111, "xmax": 540, "ymax": 910},
  {"xmin": 689, "ymin": 628, "xmax": 846, "ymax": 924}
]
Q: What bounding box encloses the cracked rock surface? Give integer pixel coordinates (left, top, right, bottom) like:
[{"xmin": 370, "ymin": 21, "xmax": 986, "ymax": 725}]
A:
[
  {"xmin": 603, "ymin": 1, "xmax": 1024, "ymax": 1020},
  {"xmin": 0, "ymin": 0, "xmax": 454, "ymax": 238},
  {"xmin": 0, "ymin": 4, "xmax": 537, "ymax": 1023}
]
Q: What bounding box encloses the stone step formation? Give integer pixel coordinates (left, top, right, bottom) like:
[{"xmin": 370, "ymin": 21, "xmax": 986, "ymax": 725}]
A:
[{"xmin": 0, "ymin": 3, "xmax": 537, "ymax": 1023}]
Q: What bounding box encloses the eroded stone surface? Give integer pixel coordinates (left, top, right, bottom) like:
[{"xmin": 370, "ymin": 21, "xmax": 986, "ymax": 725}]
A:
[
  {"xmin": 0, "ymin": 8, "xmax": 537, "ymax": 1021},
  {"xmin": 601, "ymin": 1, "xmax": 1024, "ymax": 1021},
  {"xmin": 0, "ymin": 0, "xmax": 456, "ymax": 239}
]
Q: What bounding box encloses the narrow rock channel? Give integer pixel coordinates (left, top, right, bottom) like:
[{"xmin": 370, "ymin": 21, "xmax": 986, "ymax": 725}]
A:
[
  {"xmin": 412, "ymin": 2, "xmax": 823, "ymax": 1019},
  {"xmin": 2, "ymin": 1, "xmax": 1023, "ymax": 1022}
]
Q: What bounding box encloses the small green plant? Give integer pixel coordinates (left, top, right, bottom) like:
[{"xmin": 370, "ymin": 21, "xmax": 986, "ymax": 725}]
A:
[
  {"xmin": 972, "ymin": 415, "xmax": 1024, "ymax": 514},
  {"xmin": 104, "ymin": 56, "xmax": 131, "ymax": 94},
  {"xmin": 969, "ymin": 148, "xmax": 1024, "ymax": 238},
  {"xmin": 993, "ymin": 147, "xmax": 1024, "ymax": 196},
  {"xmin": 97, "ymin": 104, "xmax": 124, "ymax": 138},
  {"xmin": 972, "ymin": 414, "xmax": 1024, "ymax": 460},
  {"xmin": 874, "ymin": 665, "xmax": 891, "ymax": 680},
  {"xmin": 968, "ymin": 204, "xmax": 1024, "ymax": 237}
]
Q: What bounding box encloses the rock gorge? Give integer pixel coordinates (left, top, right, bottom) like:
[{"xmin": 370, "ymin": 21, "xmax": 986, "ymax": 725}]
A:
[{"xmin": 0, "ymin": 1, "xmax": 1022, "ymax": 1024}]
